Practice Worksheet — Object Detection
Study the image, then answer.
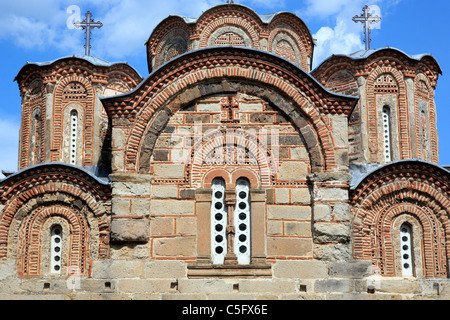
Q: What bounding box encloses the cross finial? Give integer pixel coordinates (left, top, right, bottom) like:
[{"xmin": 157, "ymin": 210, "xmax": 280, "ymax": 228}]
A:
[
  {"xmin": 352, "ymin": 5, "xmax": 381, "ymax": 50},
  {"xmin": 74, "ymin": 11, "xmax": 103, "ymax": 56}
]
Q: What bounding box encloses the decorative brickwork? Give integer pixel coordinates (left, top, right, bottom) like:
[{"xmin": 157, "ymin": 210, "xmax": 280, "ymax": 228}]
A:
[
  {"xmin": 351, "ymin": 161, "xmax": 450, "ymax": 278},
  {"xmin": 0, "ymin": 164, "xmax": 111, "ymax": 278},
  {"xmin": 19, "ymin": 80, "xmax": 46, "ymax": 169},
  {"xmin": 14, "ymin": 57, "xmax": 142, "ymax": 171},
  {"xmin": 103, "ymin": 47, "xmax": 357, "ymax": 175},
  {"xmin": 146, "ymin": 4, "xmax": 314, "ymax": 72},
  {"xmin": 414, "ymin": 73, "xmax": 439, "ymax": 163},
  {"xmin": 2, "ymin": 3, "xmax": 449, "ymax": 299},
  {"xmin": 311, "ymin": 48, "xmax": 441, "ymax": 164}
]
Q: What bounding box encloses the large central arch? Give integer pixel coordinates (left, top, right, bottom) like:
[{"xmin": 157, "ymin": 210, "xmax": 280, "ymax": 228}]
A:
[{"xmin": 102, "ymin": 47, "xmax": 358, "ymax": 174}]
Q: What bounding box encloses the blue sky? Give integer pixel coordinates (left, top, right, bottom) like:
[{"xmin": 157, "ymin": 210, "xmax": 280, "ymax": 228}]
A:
[{"xmin": 0, "ymin": 0, "xmax": 449, "ymax": 176}]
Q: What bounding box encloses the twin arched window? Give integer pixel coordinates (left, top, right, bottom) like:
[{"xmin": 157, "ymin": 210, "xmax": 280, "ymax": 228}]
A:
[{"xmin": 211, "ymin": 177, "xmax": 251, "ymax": 265}]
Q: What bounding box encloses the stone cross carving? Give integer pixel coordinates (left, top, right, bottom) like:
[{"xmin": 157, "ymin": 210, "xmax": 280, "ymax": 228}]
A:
[
  {"xmin": 352, "ymin": 5, "xmax": 381, "ymax": 50},
  {"xmin": 74, "ymin": 11, "xmax": 103, "ymax": 56}
]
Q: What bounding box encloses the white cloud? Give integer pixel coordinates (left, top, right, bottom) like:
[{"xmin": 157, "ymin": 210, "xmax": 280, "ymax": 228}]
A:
[
  {"xmin": 0, "ymin": 0, "xmax": 82, "ymax": 53},
  {"xmin": 0, "ymin": 118, "xmax": 20, "ymax": 177},
  {"xmin": 92, "ymin": 0, "xmax": 221, "ymax": 59},
  {"xmin": 302, "ymin": 0, "xmax": 385, "ymax": 68}
]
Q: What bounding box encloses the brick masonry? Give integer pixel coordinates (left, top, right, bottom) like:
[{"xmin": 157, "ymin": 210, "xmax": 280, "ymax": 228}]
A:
[{"xmin": 0, "ymin": 3, "xmax": 449, "ymax": 300}]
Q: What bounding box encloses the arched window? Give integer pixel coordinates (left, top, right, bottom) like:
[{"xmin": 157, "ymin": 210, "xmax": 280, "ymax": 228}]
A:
[
  {"xmin": 420, "ymin": 109, "xmax": 428, "ymax": 160},
  {"xmin": 211, "ymin": 178, "xmax": 227, "ymax": 265},
  {"xmin": 50, "ymin": 225, "xmax": 63, "ymax": 274},
  {"xmin": 235, "ymin": 178, "xmax": 251, "ymax": 265},
  {"xmin": 70, "ymin": 110, "xmax": 78, "ymax": 165},
  {"xmin": 31, "ymin": 112, "xmax": 41, "ymax": 165},
  {"xmin": 382, "ymin": 106, "xmax": 392, "ymax": 162},
  {"xmin": 400, "ymin": 223, "xmax": 413, "ymax": 277}
]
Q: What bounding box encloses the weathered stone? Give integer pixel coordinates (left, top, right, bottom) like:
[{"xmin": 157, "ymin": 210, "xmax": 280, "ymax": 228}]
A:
[
  {"xmin": 313, "ymin": 222, "xmax": 351, "ymax": 244},
  {"xmin": 153, "ymin": 237, "xmax": 196, "ymax": 257},
  {"xmin": 151, "ymin": 200, "xmax": 195, "ymax": 215},
  {"xmin": 153, "ymin": 164, "xmax": 185, "ymax": 179},
  {"xmin": 328, "ymin": 261, "xmax": 372, "ymax": 279},
  {"xmin": 273, "ymin": 260, "xmax": 328, "ymax": 279},
  {"xmin": 267, "ymin": 238, "xmax": 312, "ymax": 257},
  {"xmin": 277, "ymin": 161, "xmax": 309, "ymax": 180},
  {"xmin": 144, "ymin": 260, "xmax": 187, "ymax": 279},
  {"xmin": 110, "ymin": 219, "xmax": 149, "ymax": 242},
  {"xmin": 314, "ymin": 279, "xmax": 354, "ymax": 293},
  {"xmin": 267, "ymin": 205, "xmax": 311, "ymax": 220}
]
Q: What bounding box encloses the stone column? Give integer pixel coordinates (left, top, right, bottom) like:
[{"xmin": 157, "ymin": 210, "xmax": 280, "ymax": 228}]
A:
[
  {"xmin": 308, "ymin": 172, "xmax": 352, "ymax": 261},
  {"xmin": 224, "ymin": 189, "xmax": 238, "ymax": 265}
]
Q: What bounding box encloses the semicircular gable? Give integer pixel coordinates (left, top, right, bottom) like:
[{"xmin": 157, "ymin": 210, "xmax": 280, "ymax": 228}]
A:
[{"xmin": 103, "ymin": 47, "xmax": 358, "ymax": 174}]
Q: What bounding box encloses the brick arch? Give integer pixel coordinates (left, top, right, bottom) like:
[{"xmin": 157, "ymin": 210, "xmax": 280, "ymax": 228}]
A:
[
  {"xmin": 16, "ymin": 204, "xmax": 90, "ymax": 278},
  {"xmin": 155, "ymin": 28, "xmax": 190, "ymax": 67},
  {"xmin": 187, "ymin": 128, "xmax": 275, "ymax": 188},
  {"xmin": 325, "ymin": 70, "xmax": 358, "ymax": 96},
  {"xmin": 366, "ymin": 65, "xmax": 409, "ymax": 162},
  {"xmin": 195, "ymin": 5, "xmax": 263, "ymax": 49},
  {"xmin": 52, "ymin": 75, "xmax": 95, "ymax": 166},
  {"xmin": 268, "ymin": 24, "xmax": 308, "ymax": 71},
  {"xmin": 414, "ymin": 72, "xmax": 438, "ymax": 163},
  {"xmin": 104, "ymin": 49, "xmax": 357, "ymax": 174},
  {"xmin": 0, "ymin": 165, "xmax": 111, "ymax": 261},
  {"xmin": 199, "ymin": 17, "xmax": 260, "ymax": 49},
  {"xmin": 351, "ymin": 162, "xmax": 450, "ymax": 278}
]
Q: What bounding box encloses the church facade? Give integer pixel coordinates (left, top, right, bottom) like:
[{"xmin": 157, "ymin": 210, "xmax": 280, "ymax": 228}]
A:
[{"xmin": 1, "ymin": 3, "xmax": 449, "ymax": 299}]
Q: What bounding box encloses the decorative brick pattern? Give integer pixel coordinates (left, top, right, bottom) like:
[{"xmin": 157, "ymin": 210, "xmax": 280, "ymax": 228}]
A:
[
  {"xmin": 14, "ymin": 57, "xmax": 142, "ymax": 171},
  {"xmin": 103, "ymin": 47, "xmax": 357, "ymax": 174},
  {"xmin": 311, "ymin": 48, "xmax": 441, "ymax": 164},
  {"xmin": 351, "ymin": 161, "xmax": 450, "ymax": 278},
  {"xmin": 0, "ymin": 164, "xmax": 112, "ymax": 275},
  {"xmin": 19, "ymin": 80, "xmax": 46, "ymax": 169},
  {"xmin": 146, "ymin": 4, "xmax": 314, "ymax": 72}
]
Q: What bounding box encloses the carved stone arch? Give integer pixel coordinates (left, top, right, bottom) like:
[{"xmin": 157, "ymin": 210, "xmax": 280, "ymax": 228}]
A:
[
  {"xmin": 366, "ymin": 66, "xmax": 409, "ymax": 162},
  {"xmin": 0, "ymin": 165, "xmax": 111, "ymax": 262},
  {"xmin": 20, "ymin": 79, "xmax": 46, "ymax": 169},
  {"xmin": 267, "ymin": 14, "xmax": 314, "ymax": 71},
  {"xmin": 103, "ymin": 49, "xmax": 356, "ymax": 174}
]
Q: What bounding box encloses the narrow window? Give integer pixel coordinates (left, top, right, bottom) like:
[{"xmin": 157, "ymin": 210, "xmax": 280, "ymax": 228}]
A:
[
  {"xmin": 70, "ymin": 110, "xmax": 78, "ymax": 165},
  {"xmin": 211, "ymin": 178, "xmax": 227, "ymax": 265},
  {"xmin": 235, "ymin": 178, "xmax": 250, "ymax": 265},
  {"xmin": 50, "ymin": 225, "xmax": 62, "ymax": 274},
  {"xmin": 400, "ymin": 223, "xmax": 413, "ymax": 277},
  {"xmin": 32, "ymin": 113, "xmax": 41, "ymax": 165},
  {"xmin": 382, "ymin": 106, "xmax": 392, "ymax": 162},
  {"xmin": 421, "ymin": 109, "xmax": 428, "ymax": 160}
]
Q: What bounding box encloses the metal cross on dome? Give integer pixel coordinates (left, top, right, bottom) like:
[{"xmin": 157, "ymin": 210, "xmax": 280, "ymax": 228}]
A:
[
  {"xmin": 74, "ymin": 11, "xmax": 103, "ymax": 56},
  {"xmin": 352, "ymin": 5, "xmax": 381, "ymax": 50}
]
